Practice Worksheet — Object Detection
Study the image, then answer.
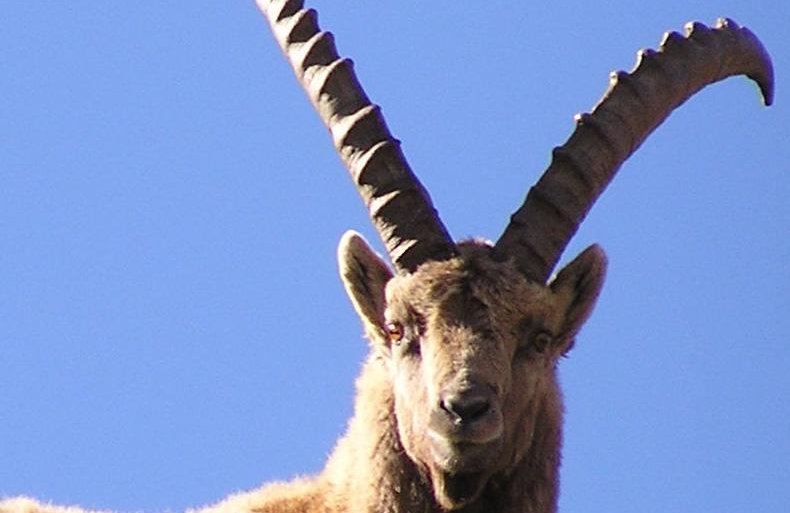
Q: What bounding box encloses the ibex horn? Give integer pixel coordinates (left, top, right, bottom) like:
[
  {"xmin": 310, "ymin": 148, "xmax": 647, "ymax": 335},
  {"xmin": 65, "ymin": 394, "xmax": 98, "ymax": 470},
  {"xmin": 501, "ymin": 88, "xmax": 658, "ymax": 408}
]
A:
[
  {"xmin": 495, "ymin": 18, "xmax": 774, "ymax": 284},
  {"xmin": 259, "ymin": 0, "xmax": 457, "ymax": 273}
]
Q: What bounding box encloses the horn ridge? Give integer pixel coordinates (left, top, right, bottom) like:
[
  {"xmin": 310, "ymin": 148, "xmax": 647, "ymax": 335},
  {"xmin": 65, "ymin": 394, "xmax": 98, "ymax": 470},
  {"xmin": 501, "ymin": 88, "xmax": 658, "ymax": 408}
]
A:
[
  {"xmin": 258, "ymin": 0, "xmax": 457, "ymax": 272},
  {"xmin": 494, "ymin": 18, "xmax": 774, "ymax": 283}
]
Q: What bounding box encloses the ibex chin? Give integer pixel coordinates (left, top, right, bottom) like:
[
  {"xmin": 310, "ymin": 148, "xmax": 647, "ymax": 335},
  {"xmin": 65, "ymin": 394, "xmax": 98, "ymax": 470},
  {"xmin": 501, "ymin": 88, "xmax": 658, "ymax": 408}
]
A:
[{"xmin": 1, "ymin": 1, "xmax": 774, "ymax": 513}]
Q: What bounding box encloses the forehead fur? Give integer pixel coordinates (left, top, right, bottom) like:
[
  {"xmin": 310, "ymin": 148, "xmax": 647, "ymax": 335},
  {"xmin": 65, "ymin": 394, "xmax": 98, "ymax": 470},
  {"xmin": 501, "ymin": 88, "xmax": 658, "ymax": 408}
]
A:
[{"xmin": 385, "ymin": 241, "xmax": 555, "ymax": 325}]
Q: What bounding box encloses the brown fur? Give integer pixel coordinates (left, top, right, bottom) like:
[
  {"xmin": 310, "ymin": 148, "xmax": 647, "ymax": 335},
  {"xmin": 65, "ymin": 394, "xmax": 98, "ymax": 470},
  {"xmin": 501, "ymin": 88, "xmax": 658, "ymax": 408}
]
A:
[{"xmin": 0, "ymin": 235, "xmax": 606, "ymax": 513}]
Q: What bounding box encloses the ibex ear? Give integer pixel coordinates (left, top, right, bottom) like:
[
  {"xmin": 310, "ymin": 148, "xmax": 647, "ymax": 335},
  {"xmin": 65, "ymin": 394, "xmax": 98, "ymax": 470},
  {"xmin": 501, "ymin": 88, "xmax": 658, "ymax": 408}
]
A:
[
  {"xmin": 549, "ymin": 244, "xmax": 607, "ymax": 352},
  {"xmin": 338, "ymin": 231, "xmax": 394, "ymax": 344}
]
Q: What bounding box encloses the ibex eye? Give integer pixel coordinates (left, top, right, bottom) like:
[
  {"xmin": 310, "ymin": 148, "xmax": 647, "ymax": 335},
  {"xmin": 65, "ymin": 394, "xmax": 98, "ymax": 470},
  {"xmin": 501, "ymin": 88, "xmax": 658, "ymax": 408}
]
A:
[
  {"xmin": 533, "ymin": 332, "xmax": 553, "ymax": 353},
  {"xmin": 385, "ymin": 322, "xmax": 405, "ymax": 344}
]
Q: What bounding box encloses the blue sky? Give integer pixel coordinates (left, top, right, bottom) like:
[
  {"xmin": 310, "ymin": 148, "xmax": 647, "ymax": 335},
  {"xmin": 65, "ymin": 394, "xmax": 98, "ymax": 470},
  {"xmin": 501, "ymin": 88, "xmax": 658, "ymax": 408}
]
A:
[{"xmin": 1, "ymin": 2, "xmax": 788, "ymax": 512}]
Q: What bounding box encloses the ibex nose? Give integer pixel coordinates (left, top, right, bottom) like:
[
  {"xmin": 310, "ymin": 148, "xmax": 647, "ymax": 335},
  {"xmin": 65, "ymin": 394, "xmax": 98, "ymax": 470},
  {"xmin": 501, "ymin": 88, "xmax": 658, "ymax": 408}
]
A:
[{"xmin": 440, "ymin": 388, "xmax": 492, "ymax": 426}]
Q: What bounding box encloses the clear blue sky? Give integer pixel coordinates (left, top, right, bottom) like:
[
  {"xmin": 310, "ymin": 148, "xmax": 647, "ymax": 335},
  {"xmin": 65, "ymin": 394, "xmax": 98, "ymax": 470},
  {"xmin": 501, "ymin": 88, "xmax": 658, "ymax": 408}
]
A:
[{"xmin": 1, "ymin": 2, "xmax": 787, "ymax": 512}]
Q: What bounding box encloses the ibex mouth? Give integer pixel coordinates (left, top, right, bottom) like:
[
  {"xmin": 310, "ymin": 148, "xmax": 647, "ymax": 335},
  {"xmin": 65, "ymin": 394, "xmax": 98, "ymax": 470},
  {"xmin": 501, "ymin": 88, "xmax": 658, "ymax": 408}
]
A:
[{"xmin": 428, "ymin": 430, "xmax": 503, "ymax": 475}]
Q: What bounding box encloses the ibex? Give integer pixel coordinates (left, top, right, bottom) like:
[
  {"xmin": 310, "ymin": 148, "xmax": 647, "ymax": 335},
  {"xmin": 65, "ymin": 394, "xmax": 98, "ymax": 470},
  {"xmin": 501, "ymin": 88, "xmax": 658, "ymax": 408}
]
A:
[{"xmin": 1, "ymin": 1, "xmax": 774, "ymax": 513}]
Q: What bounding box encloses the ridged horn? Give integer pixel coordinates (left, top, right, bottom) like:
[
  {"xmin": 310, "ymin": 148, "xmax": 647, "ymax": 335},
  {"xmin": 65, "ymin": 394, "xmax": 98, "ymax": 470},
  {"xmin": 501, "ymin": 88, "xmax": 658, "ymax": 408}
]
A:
[
  {"xmin": 258, "ymin": 0, "xmax": 457, "ymax": 273},
  {"xmin": 494, "ymin": 18, "xmax": 774, "ymax": 284}
]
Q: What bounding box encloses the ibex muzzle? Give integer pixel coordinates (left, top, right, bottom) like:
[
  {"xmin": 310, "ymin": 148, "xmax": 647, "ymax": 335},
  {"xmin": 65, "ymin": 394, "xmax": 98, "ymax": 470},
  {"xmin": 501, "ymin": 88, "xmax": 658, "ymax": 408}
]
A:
[
  {"xmin": 431, "ymin": 380, "xmax": 504, "ymax": 473},
  {"xmin": 437, "ymin": 383, "xmax": 498, "ymax": 432}
]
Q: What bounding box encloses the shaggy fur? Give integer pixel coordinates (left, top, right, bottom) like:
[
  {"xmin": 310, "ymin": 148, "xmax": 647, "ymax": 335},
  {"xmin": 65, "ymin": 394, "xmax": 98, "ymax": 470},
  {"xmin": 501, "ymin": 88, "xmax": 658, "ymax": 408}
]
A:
[{"xmin": 1, "ymin": 234, "xmax": 605, "ymax": 513}]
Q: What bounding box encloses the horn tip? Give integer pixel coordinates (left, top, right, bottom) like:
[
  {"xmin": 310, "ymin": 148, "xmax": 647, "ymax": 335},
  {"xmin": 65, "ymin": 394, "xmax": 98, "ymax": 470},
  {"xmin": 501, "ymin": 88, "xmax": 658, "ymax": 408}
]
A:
[{"xmin": 716, "ymin": 17, "xmax": 775, "ymax": 106}]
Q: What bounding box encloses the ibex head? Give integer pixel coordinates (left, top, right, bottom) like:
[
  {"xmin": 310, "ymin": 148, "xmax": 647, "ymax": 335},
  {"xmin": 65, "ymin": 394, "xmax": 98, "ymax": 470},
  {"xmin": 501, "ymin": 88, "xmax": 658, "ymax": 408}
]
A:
[
  {"xmin": 340, "ymin": 235, "xmax": 603, "ymax": 508},
  {"xmin": 262, "ymin": 1, "xmax": 773, "ymax": 509}
]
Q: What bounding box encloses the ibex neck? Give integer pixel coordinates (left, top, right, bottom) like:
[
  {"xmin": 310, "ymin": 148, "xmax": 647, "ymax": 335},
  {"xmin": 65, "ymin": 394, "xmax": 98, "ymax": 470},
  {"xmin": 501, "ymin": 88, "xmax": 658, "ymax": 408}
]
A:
[{"xmin": 325, "ymin": 357, "xmax": 562, "ymax": 513}]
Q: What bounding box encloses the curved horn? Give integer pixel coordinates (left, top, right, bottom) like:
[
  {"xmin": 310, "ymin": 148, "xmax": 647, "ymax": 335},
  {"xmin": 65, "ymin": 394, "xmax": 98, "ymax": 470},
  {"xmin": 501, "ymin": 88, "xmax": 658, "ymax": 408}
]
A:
[
  {"xmin": 494, "ymin": 18, "xmax": 774, "ymax": 284},
  {"xmin": 258, "ymin": 0, "xmax": 456, "ymax": 272}
]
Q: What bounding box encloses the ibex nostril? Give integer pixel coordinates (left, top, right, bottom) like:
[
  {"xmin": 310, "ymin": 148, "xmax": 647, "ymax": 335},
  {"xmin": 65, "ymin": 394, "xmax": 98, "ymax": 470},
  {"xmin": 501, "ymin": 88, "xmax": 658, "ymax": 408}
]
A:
[{"xmin": 441, "ymin": 393, "xmax": 491, "ymax": 425}]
